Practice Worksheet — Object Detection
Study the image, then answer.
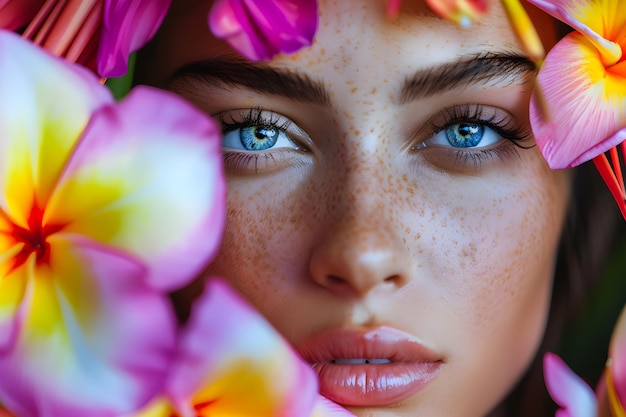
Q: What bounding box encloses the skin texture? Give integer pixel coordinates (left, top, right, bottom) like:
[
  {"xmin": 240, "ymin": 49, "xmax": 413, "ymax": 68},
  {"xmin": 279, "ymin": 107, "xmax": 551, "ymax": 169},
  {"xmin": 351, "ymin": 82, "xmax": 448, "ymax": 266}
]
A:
[{"xmin": 140, "ymin": 1, "xmax": 569, "ymax": 416}]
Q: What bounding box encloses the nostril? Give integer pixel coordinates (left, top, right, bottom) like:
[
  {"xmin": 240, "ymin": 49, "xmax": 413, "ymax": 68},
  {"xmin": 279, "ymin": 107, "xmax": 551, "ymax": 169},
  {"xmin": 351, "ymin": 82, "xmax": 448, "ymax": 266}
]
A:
[
  {"xmin": 327, "ymin": 275, "xmax": 347, "ymax": 285},
  {"xmin": 384, "ymin": 275, "xmax": 398, "ymax": 283},
  {"xmin": 384, "ymin": 274, "xmax": 405, "ymax": 286}
]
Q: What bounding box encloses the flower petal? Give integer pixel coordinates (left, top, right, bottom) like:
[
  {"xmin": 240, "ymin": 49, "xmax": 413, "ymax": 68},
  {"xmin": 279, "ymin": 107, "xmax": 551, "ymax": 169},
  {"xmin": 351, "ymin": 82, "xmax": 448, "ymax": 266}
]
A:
[
  {"xmin": 209, "ymin": 0, "xmax": 318, "ymax": 61},
  {"xmin": 530, "ymin": 33, "xmax": 626, "ymax": 168},
  {"xmin": 98, "ymin": 0, "xmax": 172, "ymax": 77},
  {"xmin": 0, "ymin": 243, "xmax": 28, "ymax": 354},
  {"xmin": 310, "ymin": 396, "xmax": 355, "ymax": 417},
  {"xmin": 544, "ymin": 352, "xmax": 597, "ymax": 417},
  {"xmin": 0, "ymin": 31, "xmax": 113, "ymax": 228},
  {"xmin": 167, "ymin": 279, "xmax": 318, "ymax": 417},
  {"xmin": 44, "ymin": 86, "xmax": 225, "ymax": 291},
  {"xmin": 0, "ymin": 235, "xmax": 176, "ymax": 417},
  {"xmin": 0, "ymin": 0, "xmax": 45, "ymax": 30},
  {"xmin": 424, "ymin": 0, "xmax": 488, "ymax": 27},
  {"xmin": 609, "ymin": 303, "xmax": 626, "ymax": 411},
  {"xmin": 524, "ymin": 0, "xmax": 622, "ymax": 66}
]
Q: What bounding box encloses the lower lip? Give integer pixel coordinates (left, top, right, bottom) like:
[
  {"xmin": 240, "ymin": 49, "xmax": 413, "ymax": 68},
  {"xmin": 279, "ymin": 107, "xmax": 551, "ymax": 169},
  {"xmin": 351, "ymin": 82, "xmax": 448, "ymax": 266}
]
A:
[{"xmin": 312, "ymin": 360, "xmax": 442, "ymax": 406}]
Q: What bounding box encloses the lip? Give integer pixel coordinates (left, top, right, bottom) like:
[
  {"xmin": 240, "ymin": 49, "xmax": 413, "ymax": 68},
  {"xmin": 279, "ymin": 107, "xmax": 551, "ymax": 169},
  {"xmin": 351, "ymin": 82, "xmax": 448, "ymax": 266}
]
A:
[{"xmin": 297, "ymin": 326, "xmax": 442, "ymax": 407}]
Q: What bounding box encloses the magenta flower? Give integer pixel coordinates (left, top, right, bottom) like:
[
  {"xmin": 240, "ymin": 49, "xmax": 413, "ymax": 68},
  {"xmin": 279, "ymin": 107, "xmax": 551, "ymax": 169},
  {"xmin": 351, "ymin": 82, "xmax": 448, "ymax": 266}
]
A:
[
  {"xmin": 544, "ymin": 353, "xmax": 596, "ymax": 417},
  {"xmin": 209, "ymin": 0, "xmax": 318, "ymax": 61},
  {"xmin": 131, "ymin": 279, "xmax": 355, "ymax": 417},
  {"xmin": 0, "ymin": 31, "xmax": 225, "ymax": 417},
  {"xmin": 98, "ymin": 0, "xmax": 172, "ymax": 77},
  {"xmin": 0, "ymin": 0, "xmax": 45, "ymax": 30}
]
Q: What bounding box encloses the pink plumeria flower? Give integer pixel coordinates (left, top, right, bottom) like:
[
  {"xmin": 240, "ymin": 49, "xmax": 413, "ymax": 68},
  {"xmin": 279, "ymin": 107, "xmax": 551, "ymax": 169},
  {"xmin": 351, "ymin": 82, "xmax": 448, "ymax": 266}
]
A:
[
  {"xmin": 526, "ymin": 0, "xmax": 625, "ymax": 169},
  {"xmin": 0, "ymin": 31, "xmax": 224, "ymax": 417},
  {"xmin": 98, "ymin": 0, "xmax": 172, "ymax": 77},
  {"xmin": 0, "ymin": 0, "xmax": 45, "ymax": 30},
  {"xmin": 209, "ymin": 0, "xmax": 318, "ymax": 61},
  {"xmin": 544, "ymin": 353, "xmax": 597, "ymax": 417},
  {"xmin": 132, "ymin": 279, "xmax": 355, "ymax": 417}
]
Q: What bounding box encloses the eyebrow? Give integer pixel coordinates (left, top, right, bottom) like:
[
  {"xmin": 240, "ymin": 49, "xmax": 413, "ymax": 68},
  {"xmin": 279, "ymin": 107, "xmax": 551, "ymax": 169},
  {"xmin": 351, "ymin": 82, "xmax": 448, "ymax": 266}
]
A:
[
  {"xmin": 399, "ymin": 53, "xmax": 536, "ymax": 104},
  {"xmin": 169, "ymin": 53, "xmax": 536, "ymax": 106},
  {"xmin": 169, "ymin": 58, "xmax": 331, "ymax": 106}
]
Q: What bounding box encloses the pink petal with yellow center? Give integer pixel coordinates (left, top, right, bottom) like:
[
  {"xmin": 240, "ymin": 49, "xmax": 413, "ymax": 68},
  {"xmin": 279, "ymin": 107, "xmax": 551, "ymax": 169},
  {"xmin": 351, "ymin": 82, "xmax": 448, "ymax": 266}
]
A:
[
  {"xmin": 544, "ymin": 353, "xmax": 596, "ymax": 417},
  {"xmin": 167, "ymin": 279, "xmax": 318, "ymax": 417},
  {"xmin": 0, "ymin": 32, "xmax": 112, "ymax": 228},
  {"xmin": 530, "ymin": 33, "xmax": 626, "ymax": 168},
  {"xmin": 43, "ymin": 86, "xmax": 225, "ymax": 291},
  {"xmin": 0, "ymin": 235, "xmax": 176, "ymax": 417},
  {"xmin": 524, "ymin": 0, "xmax": 623, "ymax": 66},
  {"xmin": 0, "ymin": 0, "xmax": 45, "ymax": 30},
  {"xmin": 524, "ymin": 0, "xmax": 626, "ymax": 38},
  {"xmin": 98, "ymin": 0, "xmax": 172, "ymax": 77}
]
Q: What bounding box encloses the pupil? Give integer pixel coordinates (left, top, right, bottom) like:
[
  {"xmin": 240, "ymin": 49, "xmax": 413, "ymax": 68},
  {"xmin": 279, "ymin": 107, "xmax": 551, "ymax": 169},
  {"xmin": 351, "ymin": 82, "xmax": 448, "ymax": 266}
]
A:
[
  {"xmin": 458, "ymin": 124, "xmax": 477, "ymax": 137},
  {"xmin": 255, "ymin": 127, "xmax": 277, "ymax": 140},
  {"xmin": 240, "ymin": 126, "xmax": 280, "ymax": 150},
  {"xmin": 445, "ymin": 123, "xmax": 484, "ymax": 148}
]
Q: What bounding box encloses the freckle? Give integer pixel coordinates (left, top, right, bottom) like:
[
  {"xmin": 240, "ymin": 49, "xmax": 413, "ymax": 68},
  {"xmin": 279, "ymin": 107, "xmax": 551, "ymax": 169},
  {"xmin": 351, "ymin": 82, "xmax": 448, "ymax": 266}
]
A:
[
  {"xmin": 407, "ymin": 188, "xmax": 414, "ymax": 195},
  {"xmin": 351, "ymin": 87, "xmax": 358, "ymax": 93},
  {"xmin": 320, "ymin": 48, "xmax": 326, "ymax": 56},
  {"xmin": 370, "ymin": 87, "xmax": 377, "ymax": 94},
  {"xmin": 370, "ymin": 128, "xmax": 375, "ymax": 133}
]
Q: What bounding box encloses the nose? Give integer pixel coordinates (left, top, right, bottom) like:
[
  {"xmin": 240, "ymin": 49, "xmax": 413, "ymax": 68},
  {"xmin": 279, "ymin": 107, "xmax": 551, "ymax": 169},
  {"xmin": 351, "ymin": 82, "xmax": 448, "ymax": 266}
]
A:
[{"xmin": 309, "ymin": 218, "xmax": 411, "ymax": 298}]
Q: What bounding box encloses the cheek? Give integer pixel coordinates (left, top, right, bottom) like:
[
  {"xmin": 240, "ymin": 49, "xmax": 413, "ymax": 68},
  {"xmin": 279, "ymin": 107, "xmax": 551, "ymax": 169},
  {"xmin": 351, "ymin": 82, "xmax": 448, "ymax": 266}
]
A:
[
  {"xmin": 405, "ymin": 155, "xmax": 568, "ymax": 415},
  {"xmin": 207, "ymin": 171, "xmax": 320, "ymax": 312}
]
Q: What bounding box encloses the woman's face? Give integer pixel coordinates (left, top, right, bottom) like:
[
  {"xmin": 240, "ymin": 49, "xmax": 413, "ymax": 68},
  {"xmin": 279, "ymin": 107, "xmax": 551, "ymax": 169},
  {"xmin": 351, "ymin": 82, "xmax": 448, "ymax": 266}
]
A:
[{"xmin": 142, "ymin": 1, "xmax": 569, "ymax": 416}]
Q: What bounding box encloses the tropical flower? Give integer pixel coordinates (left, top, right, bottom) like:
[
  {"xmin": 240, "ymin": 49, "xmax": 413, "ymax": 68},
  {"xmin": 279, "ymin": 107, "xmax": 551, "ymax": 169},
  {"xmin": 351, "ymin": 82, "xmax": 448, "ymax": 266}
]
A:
[
  {"xmin": 425, "ymin": 0, "xmax": 488, "ymax": 27},
  {"xmin": 386, "ymin": 0, "xmax": 488, "ymax": 26},
  {"xmin": 525, "ymin": 0, "xmax": 626, "ymax": 214},
  {"xmin": 544, "ymin": 302, "xmax": 626, "ymax": 417},
  {"xmin": 0, "ymin": 0, "xmax": 45, "ymax": 30},
  {"xmin": 98, "ymin": 0, "xmax": 172, "ymax": 77},
  {"xmin": 208, "ymin": 0, "xmax": 318, "ymax": 61},
  {"xmin": 131, "ymin": 279, "xmax": 355, "ymax": 417},
  {"xmin": 0, "ymin": 31, "xmax": 225, "ymax": 417},
  {"xmin": 544, "ymin": 353, "xmax": 597, "ymax": 417},
  {"xmin": 9, "ymin": 0, "xmax": 171, "ymax": 77},
  {"xmin": 607, "ymin": 302, "xmax": 626, "ymax": 416}
]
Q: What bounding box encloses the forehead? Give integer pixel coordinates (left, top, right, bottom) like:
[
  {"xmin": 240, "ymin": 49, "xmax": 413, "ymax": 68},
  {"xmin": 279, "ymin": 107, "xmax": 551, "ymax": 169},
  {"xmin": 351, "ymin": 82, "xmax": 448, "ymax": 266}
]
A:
[{"xmin": 142, "ymin": 0, "xmax": 543, "ymax": 87}]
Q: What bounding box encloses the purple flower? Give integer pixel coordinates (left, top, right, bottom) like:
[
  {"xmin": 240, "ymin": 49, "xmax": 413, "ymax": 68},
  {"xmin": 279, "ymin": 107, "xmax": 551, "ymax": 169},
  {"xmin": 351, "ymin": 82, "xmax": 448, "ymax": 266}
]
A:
[{"xmin": 209, "ymin": 0, "xmax": 318, "ymax": 61}]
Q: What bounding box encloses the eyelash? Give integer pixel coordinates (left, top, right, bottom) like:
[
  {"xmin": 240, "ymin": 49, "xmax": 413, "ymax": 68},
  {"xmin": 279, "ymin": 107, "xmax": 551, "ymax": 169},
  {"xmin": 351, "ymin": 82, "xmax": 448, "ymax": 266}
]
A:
[
  {"xmin": 430, "ymin": 105, "xmax": 531, "ymax": 146},
  {"xmin": 218, "ymin": 108, "xmax": 294, "ymax": 140},
  {"xmin": 423, "ymin": 105, "xmax": 533, "ymax": 168},
  {"xmin": 216, "ymin": 105, "xmax": 533, "ymax": 172},
  {"xmin": 217, "ymin": 108, "xmax": 307, "ymax": 173}
]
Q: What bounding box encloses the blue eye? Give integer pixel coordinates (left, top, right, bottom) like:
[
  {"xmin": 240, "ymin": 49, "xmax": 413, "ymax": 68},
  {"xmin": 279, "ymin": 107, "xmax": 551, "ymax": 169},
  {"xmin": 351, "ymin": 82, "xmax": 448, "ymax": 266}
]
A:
[
  {"xmin": 241, "ymin": 126, "xmax": 279, "ymax": 150},
  {"xmin": 222, "ymin": 125, "xmax": 297, "ymax": 151},
  {"xmin": 446, "ymin": 123, "xmax": 483, "ymax": 147},
  {"xmin": 429, "ymin": 123, "xmax": 501, "ymax": 149}
]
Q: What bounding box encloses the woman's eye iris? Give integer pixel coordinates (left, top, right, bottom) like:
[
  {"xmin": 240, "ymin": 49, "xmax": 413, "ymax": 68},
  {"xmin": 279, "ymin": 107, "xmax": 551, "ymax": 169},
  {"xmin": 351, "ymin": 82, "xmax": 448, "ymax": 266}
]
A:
[
  {"xmin": 445, "ymin": 123, "xmax": 484, "ymax": 148},
  {"xmin": 241, "ymin": 126, "xmax": 279, "ymax": 150}
]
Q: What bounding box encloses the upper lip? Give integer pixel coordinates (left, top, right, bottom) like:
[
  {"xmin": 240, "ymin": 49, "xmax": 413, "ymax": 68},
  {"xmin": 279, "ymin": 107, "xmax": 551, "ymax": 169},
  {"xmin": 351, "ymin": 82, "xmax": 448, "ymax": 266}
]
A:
[{"xmin": 296, "ymin": 325, "xmax": 442, "ymax": 365}]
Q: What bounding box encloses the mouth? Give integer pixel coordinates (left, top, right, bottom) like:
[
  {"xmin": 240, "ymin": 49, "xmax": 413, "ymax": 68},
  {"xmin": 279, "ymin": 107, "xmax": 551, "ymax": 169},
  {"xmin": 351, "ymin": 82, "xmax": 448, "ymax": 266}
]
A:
[{"xmin": 297, "ymin": 326, "xmax": 442, "ymax": 407}]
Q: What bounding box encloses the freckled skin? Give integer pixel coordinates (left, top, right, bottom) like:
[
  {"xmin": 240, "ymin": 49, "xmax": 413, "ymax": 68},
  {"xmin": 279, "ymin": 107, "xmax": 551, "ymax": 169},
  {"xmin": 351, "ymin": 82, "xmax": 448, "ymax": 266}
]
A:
[{"xmin": 142, "ymin": 1, "xmax": 568, "ymax": 416}]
